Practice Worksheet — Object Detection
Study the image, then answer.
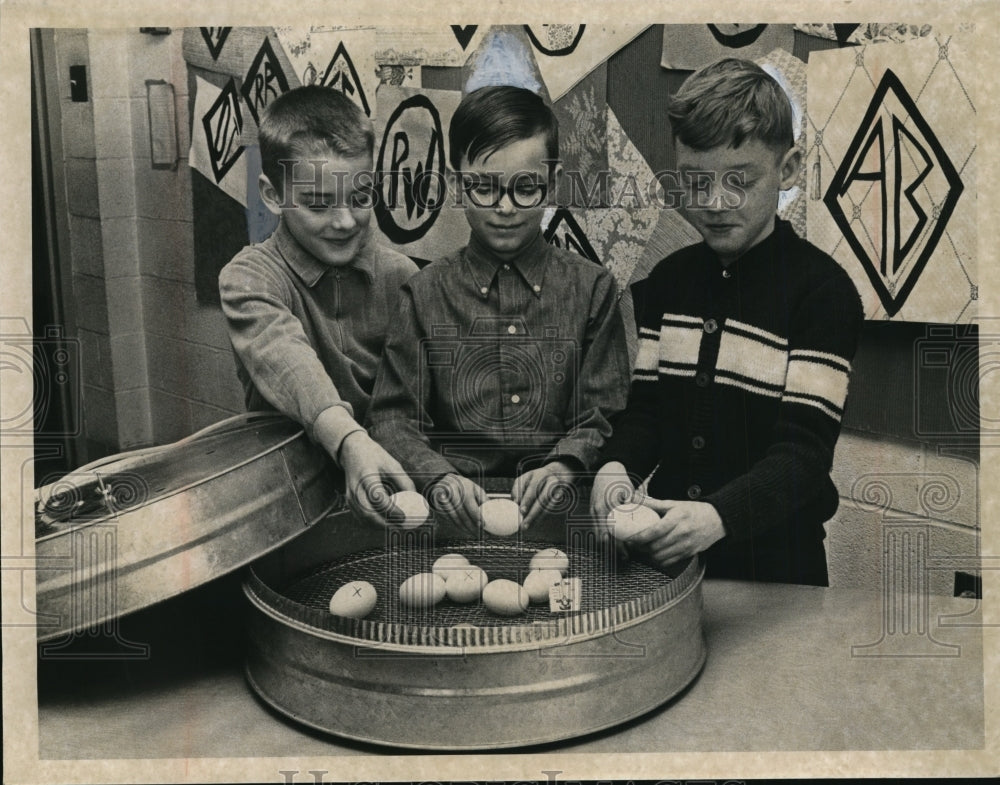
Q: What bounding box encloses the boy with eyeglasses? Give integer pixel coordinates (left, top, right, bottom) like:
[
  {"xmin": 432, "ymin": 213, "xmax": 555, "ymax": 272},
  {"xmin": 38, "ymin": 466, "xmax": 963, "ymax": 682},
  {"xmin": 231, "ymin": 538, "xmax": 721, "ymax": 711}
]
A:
[
  {"xmin": 367, "ymin": 85, "xmax": 629, "ymax": 533},
  {"xmin": 219, "ymin": 86, "xmax": 418, "ymax": 526}
]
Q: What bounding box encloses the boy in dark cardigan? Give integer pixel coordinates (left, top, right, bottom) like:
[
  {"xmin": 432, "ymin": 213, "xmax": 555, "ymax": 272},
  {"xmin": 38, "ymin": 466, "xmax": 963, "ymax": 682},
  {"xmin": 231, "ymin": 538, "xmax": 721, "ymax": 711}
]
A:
[{"xmin": 591, "ymin": 58, "xmax": 864, "ymax": 585}]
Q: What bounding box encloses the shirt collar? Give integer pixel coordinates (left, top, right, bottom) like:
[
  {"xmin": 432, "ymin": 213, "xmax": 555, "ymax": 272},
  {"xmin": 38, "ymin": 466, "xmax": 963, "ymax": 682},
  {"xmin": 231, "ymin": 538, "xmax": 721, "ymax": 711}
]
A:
[
  {"xmin": 273, "ymin": 218, "xmax": 378, "ymax": 287},
  {"xmin": 464, "ymin": 229, "xmax": 548, "ymax": 298}
]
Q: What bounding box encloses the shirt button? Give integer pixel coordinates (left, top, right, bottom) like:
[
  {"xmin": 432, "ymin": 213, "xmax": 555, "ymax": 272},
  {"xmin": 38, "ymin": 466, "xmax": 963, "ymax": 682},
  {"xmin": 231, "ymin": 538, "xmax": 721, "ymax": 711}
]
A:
[
  {"xmin": 695, "ymin": 372, "xmax": 710, "ymax": 387},
  {"xmin": 480, "ymin": 286, "xmax": 489, "ymax": 295},
  {"xmin": 502, "ymin": 264, "xmax": 510, "ymax": 271},
  {"xmin": 507, "ymin": 324, "xmax": 517, "ymax": 334},
  {"xmin": 704, "ymin": 319, "xmax": 718, "ymax": 334},
  {"xmin": 722, "ymin": 269, "xmax": 732, "ymax": 279},
  {"xmin": 692, "ymin": 435, "xmax": 705, "ymax": 449},
  {"xmin": 533, "ymin": 284, "xmax": 541, "ymax": 293},
  {"xmin": 511, "ymin": 394, "xmax": 521, "ymax": 404},
  {"xmin": 687, "ymin": 484, "xmax": 702, "ymax": 500}
]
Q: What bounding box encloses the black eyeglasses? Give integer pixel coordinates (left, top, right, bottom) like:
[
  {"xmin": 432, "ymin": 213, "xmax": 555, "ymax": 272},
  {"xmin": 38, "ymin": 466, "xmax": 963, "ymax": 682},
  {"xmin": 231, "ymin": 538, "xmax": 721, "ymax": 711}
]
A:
[{"xmin": 461, "ymin": 173, "xmax": 549, "ymax": 209}]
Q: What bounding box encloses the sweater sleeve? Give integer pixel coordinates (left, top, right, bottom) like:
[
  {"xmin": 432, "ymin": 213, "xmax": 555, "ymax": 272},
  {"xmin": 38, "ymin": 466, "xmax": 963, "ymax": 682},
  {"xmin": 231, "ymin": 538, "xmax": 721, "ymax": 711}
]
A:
[
  {"xmin": 704, "ymin": 271, "xmax": 864, "ymax": 541},
  {"xmin": 218, "ymin": 253, "xmax": 356, "ymax": 444},
  {"xmin": 365, "ymin": 281, "xmax": 460, "ymax": 488},
  {"xmin": 598, "ymin": 274, "xmax": 671, "ymax": 482}
]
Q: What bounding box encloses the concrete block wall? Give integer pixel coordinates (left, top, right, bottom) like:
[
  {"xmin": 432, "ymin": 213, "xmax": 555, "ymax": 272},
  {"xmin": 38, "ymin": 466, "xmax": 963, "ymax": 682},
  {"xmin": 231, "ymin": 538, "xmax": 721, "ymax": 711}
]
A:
[
  {"xmin": 828, "ymin": 430, "xmax": 979, "ymax": 595},
  {"xmin": 52, "ymin": 29, "xmax": 244, "ymax": 456}
]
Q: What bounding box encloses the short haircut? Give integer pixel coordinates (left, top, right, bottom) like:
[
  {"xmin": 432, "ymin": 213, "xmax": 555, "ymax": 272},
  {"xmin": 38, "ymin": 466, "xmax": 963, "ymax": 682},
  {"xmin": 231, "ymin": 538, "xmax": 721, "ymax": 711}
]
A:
[
  {"xmin": 448, "ymin": 86, "xmax": 559, "ymax": 171},
  {"xmin": 258, "ymin": 86, "xmax": 374, "ymax": 195},
  {"xmin": 668, "ymin": 58, "xmax": 794, "ymax": 154}
]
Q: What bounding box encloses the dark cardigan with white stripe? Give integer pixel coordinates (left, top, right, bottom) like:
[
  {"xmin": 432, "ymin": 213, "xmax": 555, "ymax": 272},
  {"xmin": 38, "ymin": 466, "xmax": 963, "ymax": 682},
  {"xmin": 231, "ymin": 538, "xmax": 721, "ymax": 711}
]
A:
[{"xmin": 602, "ymin": 219, "xmax": 864, "ymax": 584}]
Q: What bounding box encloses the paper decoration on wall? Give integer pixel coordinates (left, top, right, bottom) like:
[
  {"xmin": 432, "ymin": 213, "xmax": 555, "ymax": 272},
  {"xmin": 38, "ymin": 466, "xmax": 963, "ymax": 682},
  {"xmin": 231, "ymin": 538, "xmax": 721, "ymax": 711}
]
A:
[
  {"xmin": 273, "ymin": 27, "xmax": 378, "ymax": 117},
  {"xmin": 201, "ymin": 27, "xmax": 232, "ymax": 60},
  {"xmin": 375, "ymin": 26, "xmax": 486, "ymax": 66},
  {"xmin": 463, "ymin": 25, "xmax": 547, "ymax": 97},
  {"xmin": 755, "ymin": 47, "xmax": 808, "ymax": 238},
  {"xmin": 578, "ymin": 108, "xmax": 664, "ymax": 289},
  {"xmin": 241, "ymin": 37, "xmax": 291, "ymax": 126},
  {"xmin": 660, "ymin": 24, "xmax": 795, "ymax": 70},
  {"xmin": 183, "ymin": 27, "xmax": 273, "ymax": 79},
  {"xmin": 541, "ymin": 107, "xmax": 663, "ymax": 290},
  {"xmin": 373, "ymin": 86, "xmax": 467, "ymax": 260},
  {"xmin": 542, "ymin": 208, "xmax": 600, "ymax": 264},
  {"xmin": 527, "ymin": 24, "xmax": 648, "ymax": 102},
  {"xmin": 553, "ymin": 64, "xmax": 609, "ymax": 208},
  {"xmin": 849, "ymin": 23, "xmax": 935, "ymax": 45},
  {"xmin": 189, "ymin": 75, "xmax": 247, "ymax": 207},
  {"xmin": 451, "ymin": 26, "xmax": 479, "ymax": 50},
  {"xmin": 377, "ymin": 64, "xmax": 421, "ymax": 88},
  {"xmin": 793, "ymin": 24, "xmax": 861, "ymax": 45},
  {"xmin": 806, "ymin": 36, "xmax": 976, "ymax": 322}
]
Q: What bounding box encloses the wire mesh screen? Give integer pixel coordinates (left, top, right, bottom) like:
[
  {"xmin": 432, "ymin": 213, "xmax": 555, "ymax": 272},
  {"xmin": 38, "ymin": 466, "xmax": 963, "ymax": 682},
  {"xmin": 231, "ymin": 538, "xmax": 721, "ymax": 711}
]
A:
[{"xmin": 255, "ymin": 538, "xmax": 698, "ymax": 647}]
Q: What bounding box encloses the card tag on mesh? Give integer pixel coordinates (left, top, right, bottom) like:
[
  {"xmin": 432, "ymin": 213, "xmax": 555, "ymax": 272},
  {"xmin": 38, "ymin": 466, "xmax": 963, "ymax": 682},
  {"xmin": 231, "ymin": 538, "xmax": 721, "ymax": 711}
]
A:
[{"xmin": 549, "ymin": 577, "xmax": 582, "ymax": 612}]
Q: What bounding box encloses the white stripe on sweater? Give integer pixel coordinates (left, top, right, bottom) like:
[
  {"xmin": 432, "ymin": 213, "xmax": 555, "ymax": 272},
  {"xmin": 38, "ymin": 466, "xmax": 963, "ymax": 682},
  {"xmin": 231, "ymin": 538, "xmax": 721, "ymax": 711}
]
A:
[
  {"xmin": 784, "ymin": 356, "xmax": 850, "ymax": 418},
  {"xmin": 716, "ymin": 328, "xmax": 788, "ymax": 393}
]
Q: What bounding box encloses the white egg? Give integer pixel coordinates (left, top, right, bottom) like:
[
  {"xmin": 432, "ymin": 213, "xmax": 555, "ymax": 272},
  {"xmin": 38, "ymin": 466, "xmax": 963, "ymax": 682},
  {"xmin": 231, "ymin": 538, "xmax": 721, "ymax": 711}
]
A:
[
  {"xmin": 523, "ymin": 569, "xmax": 564, "ymax": 604},
  {"xmin": 529, "ymin": 547, "xmax": 569, "ymax": 575},
  {"xmin": 445, "ymin": 565, "xmax": 489, "ymax": 603},
  {"xmin": 480, "ymin": 498, "xmax": 522, "ymax": 536},
  {"xmin": 607, "ymin": 502, "xmax": 661, "ymax": 540},
  {"xmin": 482, "ymin": 579, "xmax": 529, "ymax": 616},
  {"xmin": 328, "ymin": 580, "xmax": 377, "ymax": 619},
  {"xmin": 388, "ymin": 490, "xmax": 431, "ymax": 528},
  {"xmin": 432, "ymin": 552, "xmax": 470, "ymax": 579},
  {"xmin": 398, "ymin": 572, "xmax": 446, "ymax": 608}
]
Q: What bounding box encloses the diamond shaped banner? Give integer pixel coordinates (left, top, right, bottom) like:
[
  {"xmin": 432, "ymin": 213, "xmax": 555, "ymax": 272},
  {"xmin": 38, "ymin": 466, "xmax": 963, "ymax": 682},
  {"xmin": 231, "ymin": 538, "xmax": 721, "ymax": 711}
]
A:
[
  {"xmin": 806, "ymin": 36, "xmax": 976, "ymax": 323},
  {"xmin": 823, "ymin": 69, "xmax": 963, "ymax": 316}
]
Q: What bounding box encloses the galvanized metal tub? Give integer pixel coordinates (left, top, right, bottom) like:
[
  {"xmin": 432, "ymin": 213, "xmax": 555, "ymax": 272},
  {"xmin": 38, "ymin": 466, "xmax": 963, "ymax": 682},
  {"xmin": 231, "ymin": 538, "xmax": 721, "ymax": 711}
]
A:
[
  {"xmin": 34, "ymin": 413, "xmax": 339, "ymax": 642},
  {"xmin": 243, "ymin": 511, "xmax": 706, "ymax": 749}
]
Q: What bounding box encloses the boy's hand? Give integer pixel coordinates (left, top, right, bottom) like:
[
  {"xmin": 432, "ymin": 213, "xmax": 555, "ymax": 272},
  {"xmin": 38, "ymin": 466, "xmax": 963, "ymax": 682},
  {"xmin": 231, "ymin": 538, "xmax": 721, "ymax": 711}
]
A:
[
  {"xmin": 589, "ymin": 462, "xmax": 638, "ymax": 527},
  {"xmin": 428, "ymin": 473, "xmax": 488, "ymax": 536},
  {"xmin": 625, "ymin": 500, "xmax": 725, "ymax": 569},
  {"xmin": 512, "ymin": 460, "xmax": 576, "ymax": 529},
  {"xmin": 338, "ymin": 431, "xmax": 416, "ymax": 527}
]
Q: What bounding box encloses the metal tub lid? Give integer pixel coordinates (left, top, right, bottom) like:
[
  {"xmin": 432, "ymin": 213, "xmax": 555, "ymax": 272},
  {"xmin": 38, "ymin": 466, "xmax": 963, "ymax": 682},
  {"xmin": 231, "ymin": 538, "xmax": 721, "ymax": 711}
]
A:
[{"xmin": 34, "ymin": 412, "xmax": 340, "ymax": 642}]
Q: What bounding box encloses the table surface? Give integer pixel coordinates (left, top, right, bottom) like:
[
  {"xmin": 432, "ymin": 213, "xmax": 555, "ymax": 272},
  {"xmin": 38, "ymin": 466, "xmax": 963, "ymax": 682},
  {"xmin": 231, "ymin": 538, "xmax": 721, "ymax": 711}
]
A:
[{"xmin": 35, "ymin": 574, "xmax": 985, "ymax": 759}]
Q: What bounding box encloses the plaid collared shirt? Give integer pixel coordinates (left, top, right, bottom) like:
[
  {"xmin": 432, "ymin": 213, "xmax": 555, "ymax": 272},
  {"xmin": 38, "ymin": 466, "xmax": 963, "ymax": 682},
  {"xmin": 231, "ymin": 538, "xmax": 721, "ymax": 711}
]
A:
[
  {"xmin": 367, "ymin": 229, "xmax": 630, "ymax": 487},
  {"xmin": 219, "ymin": 219, "xmax": 418, "ymax": 440}
]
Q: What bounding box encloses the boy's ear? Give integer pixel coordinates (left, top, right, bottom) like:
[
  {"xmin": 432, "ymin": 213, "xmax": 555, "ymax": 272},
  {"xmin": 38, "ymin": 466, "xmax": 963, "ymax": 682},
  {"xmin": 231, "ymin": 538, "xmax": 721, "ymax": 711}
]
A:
[
  {"xmin": 778, "ymin": 146, "xmax": 803, "ymax": 191},
  {"xmin": 258, "ymin": 173, "xmax": 284, "ymax": 216}
]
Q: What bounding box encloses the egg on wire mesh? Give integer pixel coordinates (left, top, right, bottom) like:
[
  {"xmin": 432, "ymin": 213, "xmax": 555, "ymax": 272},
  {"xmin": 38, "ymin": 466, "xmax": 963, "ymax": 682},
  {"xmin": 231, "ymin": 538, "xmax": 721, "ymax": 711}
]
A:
[
  {"xmin": 431, "ymin": 552, "xmax": 470, "ymax": 579},
  {"xmin": 387, "ymin": 490, "xmax": 431, "ymax": 528},
  {"xmin": 445, "ymin": 564, "xmax": 489, "ymax": 603},
  {"xmin": 523, "ymin": 569, "xmax": 563, "ymax": 604},
  {"xmin": 328, "ymin": 580, "xmax": 377, "ymax": 618},
  {"xmin": 479, "ymin": 498, "xmax": 521, "ymax": 536},
  {"xmin": 529, "ymin": 547, "xmax": 569, "ymax": 575},
  {"xmin": 607, "ymin": 502, "xmax": 661, "ymax": 540},
  {"xmin": 398, "ymin": 572, "xmax": 446, "ymax": 608},
  {"xmin": 482, "ymin": 579, "xmax": 529, "ymax": 616}
]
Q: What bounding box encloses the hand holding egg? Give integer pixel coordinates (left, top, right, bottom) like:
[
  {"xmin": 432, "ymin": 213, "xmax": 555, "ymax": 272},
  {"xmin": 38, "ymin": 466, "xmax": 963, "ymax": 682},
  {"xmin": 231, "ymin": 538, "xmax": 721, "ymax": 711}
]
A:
[
  {"xmin": 479, "ymin": 498, "xmax": 522, "ymax": 536},
  {"xmin": 387, "ymin": 490, "xmax": 431, "ymax": 528},
  {"xmin": 607, "ymin": 502, "xmax": 661, "ymax": 540}
]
